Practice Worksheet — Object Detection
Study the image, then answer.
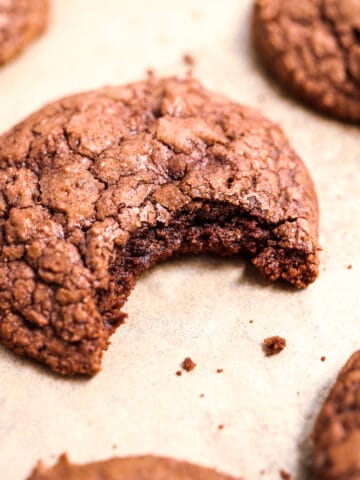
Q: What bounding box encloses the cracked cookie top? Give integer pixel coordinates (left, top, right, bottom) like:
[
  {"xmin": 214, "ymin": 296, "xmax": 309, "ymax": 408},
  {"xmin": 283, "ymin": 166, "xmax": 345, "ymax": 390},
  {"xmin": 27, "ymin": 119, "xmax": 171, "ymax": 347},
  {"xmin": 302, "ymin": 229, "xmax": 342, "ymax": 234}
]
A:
[
  {"xmin": 254, "ymin": 0, "xmax": 360, "ymax": 121},
  {"xmin": 0, "ymin": 76, "xmax": 319, "ymax": 375},
  {"xmin": 313, "ymin": 351, "xmax": 360, "ymax": 480},
  {"xmin": 0, "ymin": 0, "xmax": 48, "ymax": 65}
]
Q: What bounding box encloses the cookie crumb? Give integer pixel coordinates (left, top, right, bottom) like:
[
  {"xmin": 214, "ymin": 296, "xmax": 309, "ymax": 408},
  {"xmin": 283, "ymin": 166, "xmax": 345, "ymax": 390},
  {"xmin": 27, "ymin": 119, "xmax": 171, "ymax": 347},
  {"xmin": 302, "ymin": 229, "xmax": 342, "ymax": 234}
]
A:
[
  {"xmin": 249, "ymin": 320, "xmax": 254, "ymax": 324},
  {"xmin": 279, "ymin": 470, "xmax": 291, "ymax": 480},
  {"xmin": 218, "ymin": 424, "xmax": 224, "ymax": 430},
  {"xmin": 182, "ymin": 53, "xmax": 196, "ymax": 66},
  {"xmin": 176, "ymin": 370, "xmax": 182, "ymax": 376},
  {"xmin": 321, "ymin": 356, "xmax": 326, "ymax": 362},
  {"xmin": 199, "ymin": 393, "xmax": 205, "ymax": 398},
  {"xmin": 182, "ymin": 357, "xmax": 196, "ymax": 372},
  {"xmin": 347, "ymin": 264, "xmax": 352, "ymax": 269},
  {"xmin": 263, "ymin": 336, "xmax": 286, "ymax": 356},
  {"xmin": 216, "ymin": 368, "xmax": 224, "ymax": 374}
]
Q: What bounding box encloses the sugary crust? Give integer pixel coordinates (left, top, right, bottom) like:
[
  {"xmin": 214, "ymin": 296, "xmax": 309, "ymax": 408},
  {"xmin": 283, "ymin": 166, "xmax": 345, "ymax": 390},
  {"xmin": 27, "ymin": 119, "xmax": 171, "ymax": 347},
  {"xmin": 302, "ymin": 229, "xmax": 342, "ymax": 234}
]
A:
[
  {"xmin": 0, "ymin": 0, "xmax": 49, "ymax": 65},
  {"xmin": 254, "ymin": 0, "xmax": 360, "ymax": 122},
  {"xmin": 313, "ymin": 351, "xmax": 360, "ymax": 480},
  {"xmin": 28, "ymin": 454, "xmax": 240, "ymax": 480},
  {"xmin": 0, "ymin": 76, "xmax": 319, "ymax": 375}
]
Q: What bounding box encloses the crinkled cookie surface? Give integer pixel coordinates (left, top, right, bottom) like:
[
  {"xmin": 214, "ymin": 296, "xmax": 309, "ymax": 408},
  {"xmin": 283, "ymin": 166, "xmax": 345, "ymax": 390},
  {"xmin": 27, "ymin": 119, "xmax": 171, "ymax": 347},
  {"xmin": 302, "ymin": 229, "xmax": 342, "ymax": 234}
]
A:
[
  {"xmin": 0, "ymin": 0, "xmax": 48, "ymax": 65},
  {"xmin": 254, "ymin": 0, "xmax": 360, "ymax": 121},
  {"xmin": 0, "ymin": 76, "xmax": 319, "ymax": 375},
  {"xmin": 313, "ymin": 351, "xmax": 360, "ymax": 480}
]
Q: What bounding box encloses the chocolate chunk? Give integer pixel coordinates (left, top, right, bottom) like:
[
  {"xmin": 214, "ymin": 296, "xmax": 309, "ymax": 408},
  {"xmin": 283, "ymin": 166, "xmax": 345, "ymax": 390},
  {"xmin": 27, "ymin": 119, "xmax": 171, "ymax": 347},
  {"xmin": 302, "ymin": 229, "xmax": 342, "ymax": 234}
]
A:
[
  {"xmin": 0, "ymin": 75, "xmax": 319, "ymax": 375},
  {"xmin": 0, "ymin": 0, "xmax": 49, "ymax": 66},
  {"xmin": 27, "ymin": 454, "xmax": 239, "ymax": 480},
  {"xmin": 313, "ymin": 350, "xmax": 360, "ymax": 479},
  {"xmin": 253, "ymin": 0, "xmax": 360, "ymax": 121}
]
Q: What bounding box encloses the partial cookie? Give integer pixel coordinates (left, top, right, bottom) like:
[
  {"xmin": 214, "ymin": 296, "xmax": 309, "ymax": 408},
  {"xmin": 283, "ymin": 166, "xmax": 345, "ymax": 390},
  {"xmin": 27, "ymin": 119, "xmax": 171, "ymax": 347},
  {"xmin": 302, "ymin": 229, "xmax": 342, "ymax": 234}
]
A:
[
  {"xmin": 253, "ymin": 0, "xmax": 360, "ymax": 121},
  {"xmin": 0, "ymin": 0, "xmax": 48, "ymax": 66},
  {"xmin": 313, "ymin": 351, "xmax": 360, "ymax": 479},
  {"xmin": 0, "ymin": 75, "xmax": 319, "ymax": 375},
  {"xmin": 28, "ymin": 454, "xmax": 240, "ymax": 480}
]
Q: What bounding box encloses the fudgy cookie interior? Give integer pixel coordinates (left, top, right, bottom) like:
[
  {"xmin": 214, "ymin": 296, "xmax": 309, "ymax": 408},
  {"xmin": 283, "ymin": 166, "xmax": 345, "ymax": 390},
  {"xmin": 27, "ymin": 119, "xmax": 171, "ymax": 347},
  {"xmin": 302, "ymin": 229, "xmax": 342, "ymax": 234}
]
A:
[{"xmin": 100, "ymin": 201, "xmax": 315, "ymax": 328}]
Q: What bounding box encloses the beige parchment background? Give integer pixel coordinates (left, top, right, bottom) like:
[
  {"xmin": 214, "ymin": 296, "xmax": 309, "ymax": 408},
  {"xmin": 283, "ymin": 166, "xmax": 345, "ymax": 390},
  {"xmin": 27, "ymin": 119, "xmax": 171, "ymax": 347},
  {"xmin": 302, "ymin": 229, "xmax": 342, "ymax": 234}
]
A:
[{"xmin": 0, "ymin": 1, "xmax": 359, "ymax": 479}]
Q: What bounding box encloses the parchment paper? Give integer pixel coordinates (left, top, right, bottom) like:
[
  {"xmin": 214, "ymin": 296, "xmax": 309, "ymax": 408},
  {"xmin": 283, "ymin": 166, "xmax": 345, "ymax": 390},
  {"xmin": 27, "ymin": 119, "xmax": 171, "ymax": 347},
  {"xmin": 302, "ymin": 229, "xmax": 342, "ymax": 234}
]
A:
[{"xmin": 0, "ymin": 1, "xmax": 359, "ymax": 479}]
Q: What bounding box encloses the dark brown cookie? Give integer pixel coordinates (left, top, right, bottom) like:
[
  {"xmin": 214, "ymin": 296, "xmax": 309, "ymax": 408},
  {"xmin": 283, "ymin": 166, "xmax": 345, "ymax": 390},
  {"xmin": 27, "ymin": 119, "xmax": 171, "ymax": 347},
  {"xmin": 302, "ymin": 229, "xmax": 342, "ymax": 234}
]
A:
[
  {"xmin": 0, "ymin": 0, "xmax": 48, "ymax": 66},
  {"xmin": 313, "ymin": 351, "xmax": 360, "ymax": 479},
  {"xmin": 253, "ymin": 0, "xmax": 360, "ymax": 122},
  {"xmin": 0, "ymin": 75, "xmax": 319, "ymax": 376},
  {"xmin": 28, "ymin": 454, "xmax": 240, "ymax": 480}
]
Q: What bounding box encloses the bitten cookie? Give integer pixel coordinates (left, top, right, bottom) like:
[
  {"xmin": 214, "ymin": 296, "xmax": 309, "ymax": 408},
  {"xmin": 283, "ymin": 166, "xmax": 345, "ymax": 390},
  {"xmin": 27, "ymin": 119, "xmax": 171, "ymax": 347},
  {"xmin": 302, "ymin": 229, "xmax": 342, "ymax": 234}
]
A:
[
  {"xmin": 313, "ymin": 351, "xmax": 360, "ymax": 479},
  {"xmin": 0, "ymin": 0, "xmax": 48, "ymax": 66},
  {"xmin": 28, "ymin": 454, "xmax": 240, "ymax": 480},
  {"xmin": 0, "ymin": 75, "xmax": 319, "ymax": 375},
  {"xmin": 253, "ymin": 0, "xmax": 360, "ymax": 122}
]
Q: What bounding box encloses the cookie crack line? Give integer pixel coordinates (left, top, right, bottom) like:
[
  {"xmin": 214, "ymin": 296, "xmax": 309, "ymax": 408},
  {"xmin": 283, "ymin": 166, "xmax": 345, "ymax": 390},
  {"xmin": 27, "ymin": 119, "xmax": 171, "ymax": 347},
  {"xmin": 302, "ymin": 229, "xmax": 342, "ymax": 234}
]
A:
[
  {"xmin": 318, "ymin": 1, "xmax": 354, "ymax": 95},
  {"xmin": 0, "ymin": 75, "xmax": 319, "ymax": 376}
]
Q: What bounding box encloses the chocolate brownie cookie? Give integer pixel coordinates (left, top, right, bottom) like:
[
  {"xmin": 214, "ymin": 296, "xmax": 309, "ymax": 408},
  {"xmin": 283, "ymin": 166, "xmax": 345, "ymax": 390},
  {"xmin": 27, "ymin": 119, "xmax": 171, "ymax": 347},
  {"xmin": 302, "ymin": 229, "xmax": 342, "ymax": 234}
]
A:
[
  {"xmin": 0, "ymin": 75, "xmax": 319, "ymax": 375},
  {"xmin": 0, "ymin": 0, "xmax": 48, "ymax": 66},
  {"xmin": 254, "ymin": 0, "xmax": 360, "ymax": 121},
  {"xmin": 28, "ymin": 454, "xmax": 240, "ymax": 480},
  {"xmin": 313, "ymin": 351, "xmax": 360, "ymax": 479}
]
